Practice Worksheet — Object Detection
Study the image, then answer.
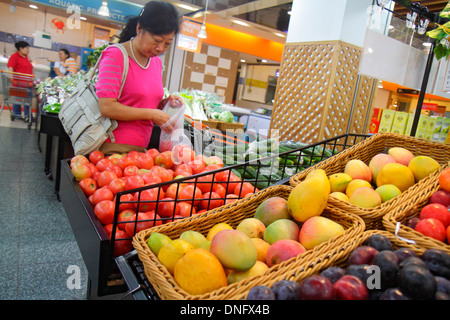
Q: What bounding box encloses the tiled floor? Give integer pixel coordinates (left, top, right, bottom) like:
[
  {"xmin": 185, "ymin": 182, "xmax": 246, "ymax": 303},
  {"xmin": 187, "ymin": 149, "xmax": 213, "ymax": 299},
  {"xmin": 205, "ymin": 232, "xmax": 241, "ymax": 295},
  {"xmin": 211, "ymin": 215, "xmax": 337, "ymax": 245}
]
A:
[{"xmin": 0, "ymin": 110, "xmax": 88, "ymax": 300}]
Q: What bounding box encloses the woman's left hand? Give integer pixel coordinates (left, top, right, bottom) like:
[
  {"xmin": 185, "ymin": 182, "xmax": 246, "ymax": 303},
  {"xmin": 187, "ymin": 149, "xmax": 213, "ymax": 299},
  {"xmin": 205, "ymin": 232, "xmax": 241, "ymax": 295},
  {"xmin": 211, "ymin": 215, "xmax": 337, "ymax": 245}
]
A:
[{"xmin": 159, "ymin": 94, "xmax": 183, "ymax": 109}]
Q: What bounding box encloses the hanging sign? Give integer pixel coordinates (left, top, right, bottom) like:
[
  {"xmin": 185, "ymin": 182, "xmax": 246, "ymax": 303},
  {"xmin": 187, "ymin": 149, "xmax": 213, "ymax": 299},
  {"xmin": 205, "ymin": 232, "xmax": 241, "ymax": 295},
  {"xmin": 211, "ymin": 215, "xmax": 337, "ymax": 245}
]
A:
[
  {"xmin": 177, "ymin": 17, "xmax": 203, "ymax": 53},
  {"xmin": 29, "ymin": 0, "xmax": 142, "ymax": 24}
]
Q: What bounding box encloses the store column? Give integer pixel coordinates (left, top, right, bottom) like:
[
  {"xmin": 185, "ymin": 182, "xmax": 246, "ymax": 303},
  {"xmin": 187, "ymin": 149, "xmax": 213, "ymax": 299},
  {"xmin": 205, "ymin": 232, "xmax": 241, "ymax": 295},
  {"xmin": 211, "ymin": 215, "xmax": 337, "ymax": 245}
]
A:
[{"xmin": 269, "ymin": 0, "xmax": 376, "ymax": 143}]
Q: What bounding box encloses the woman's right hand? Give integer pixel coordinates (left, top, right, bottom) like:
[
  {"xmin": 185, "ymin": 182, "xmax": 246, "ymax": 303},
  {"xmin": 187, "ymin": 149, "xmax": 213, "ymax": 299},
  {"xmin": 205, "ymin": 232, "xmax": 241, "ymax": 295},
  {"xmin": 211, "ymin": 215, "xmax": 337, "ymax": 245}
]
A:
[{"xmin": 151, "ymin": 109, "xmax": 172, "ymax": 130}]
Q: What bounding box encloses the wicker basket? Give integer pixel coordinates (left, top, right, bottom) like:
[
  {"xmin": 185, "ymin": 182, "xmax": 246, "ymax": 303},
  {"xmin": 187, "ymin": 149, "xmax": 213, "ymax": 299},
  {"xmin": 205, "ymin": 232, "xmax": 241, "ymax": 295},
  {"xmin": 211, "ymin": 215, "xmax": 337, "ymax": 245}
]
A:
[
  {"xmin": 217, "ymin": 121, "xmax": 245, "ymax": 131},
  {"xmin": 200, "ymin": 119, "xmax": 221, "ymax": 130},
  {"xmin": 132, "ymin": 184, "xmax": 365, "ymax": 300},
  {"xmin": 382, "ymin": 165, "xmax": 450, "ymax": 255},
  {"xmin": 299, "ymin": 229, "xmax": 436, "ymax": 278},
  {"xmin": 289, "ymin": 133, "xmax": 450, "ymax": 230}
]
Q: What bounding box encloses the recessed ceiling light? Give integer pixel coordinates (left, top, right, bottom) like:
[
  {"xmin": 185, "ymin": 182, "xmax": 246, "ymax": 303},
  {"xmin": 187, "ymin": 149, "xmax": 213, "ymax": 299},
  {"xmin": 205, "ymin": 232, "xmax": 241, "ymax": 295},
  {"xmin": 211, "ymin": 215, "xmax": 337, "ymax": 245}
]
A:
[
  {"xmin": 29, "ymin": 4, "xmax": 38, "ymax": 9},
  {"xmin": 240, "ymin": 59, "xmax": 246, "ymax": 63},
  {"xmin": 80, "ymin": 16, "xmax": 87, "ymax": 21},
  {"xmin": 274, "ymin": 32, "xmax": 286, "ymax": 38},
  {"xmin": 261, "ymin": 59, "xmax": 267, "ymax": 63}
]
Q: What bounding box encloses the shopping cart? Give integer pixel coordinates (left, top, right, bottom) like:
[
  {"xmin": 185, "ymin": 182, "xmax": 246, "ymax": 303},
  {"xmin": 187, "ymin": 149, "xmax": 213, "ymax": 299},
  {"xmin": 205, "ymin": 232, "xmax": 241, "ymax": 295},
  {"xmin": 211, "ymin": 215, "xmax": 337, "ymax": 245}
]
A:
[{"xmin": 0, "ymin": 70, "xmax": 35, "ymax": 129}]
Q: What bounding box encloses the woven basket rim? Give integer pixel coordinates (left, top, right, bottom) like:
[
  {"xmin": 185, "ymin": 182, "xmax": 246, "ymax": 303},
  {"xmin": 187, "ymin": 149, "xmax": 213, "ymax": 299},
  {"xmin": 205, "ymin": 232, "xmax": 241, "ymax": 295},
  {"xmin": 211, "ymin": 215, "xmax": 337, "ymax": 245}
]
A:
[
  {"xmin": 289, "ymin": 132, "xmax": 450, "ymax": 227},
  {"xmin": 132, "ymin": 184, "xmax": 365, "ymax": 300},
  {"xmin": 382, "ymin": 165, "xmax": 450, "ymax": 254}
]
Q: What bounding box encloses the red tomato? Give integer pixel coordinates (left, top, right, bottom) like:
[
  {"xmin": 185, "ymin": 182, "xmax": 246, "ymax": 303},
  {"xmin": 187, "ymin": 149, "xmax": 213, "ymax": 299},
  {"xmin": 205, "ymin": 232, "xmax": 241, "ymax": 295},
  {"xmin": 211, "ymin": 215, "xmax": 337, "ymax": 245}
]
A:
[
  {"xmin": 146, "ymin": 148, "xmax": 160, "ymax": 160},
  {"xmin": 205, "ymin": 156, "xmax": 224, "ymax": 168},
  {"xmin": 165, "ymin": 183, "xmax": 184, "ymax": 199},
  {"xmin": 108, "ymin": 178, "xmax": 126, "ymax": 195},
  {"xmin": 154, "ymin": 153, "xmax": 170, "ymax": 169},
  {"xmin": 196, "ymin": 172, "xmax": 214, "ymax": 194},
  {"xmin": 91, "ymin": 186, "xmax": 114, "ymax": 206},
  {"xmin": 221, "ymin": 172, "xmax": 241, "ymax": 195},
  {"xmin": 174, "ymin": 164, "xmax": 193, "ymax": 176},
  {"xmin": 156, "ymin": 197, "xmax": 180, "ymax": 218},
  {"xmin": 70, "ymin": 155, "xmax": 89, "ymax": 168},
  {"xmin": 117, "ymin": 209, "xmax": 136, "ymax": 231},
  {"xmin": 112, "ymin": 230, "xmax": 132, "ymax": 257},
  {"xmin": 178, "ymin": 184, "xmax": 203, "ymax": 205},
  {"xmin": 97, "ymin": 170, "xmax": 118, "ymax": 188},
  {"xmin": 117, "ymin": 193, "xmax": 135, "ymax": 212},
  {"xmin": 178, "ymin": 202, "xmax": 196, "ymax": 217},
  {"xmin": 142, "ymin": 171, "xmax": 163, "ymax": 185},
  {"xmin": 123, "ymin": 165, "xmax": 139, "ymax": 177},
  {"xmin": 173, "ymin": 145, "xmax": 196, "ymax": 165},
  {"xmin": 125, "ymin": 211, "xmax": 162, "ymax": 237},
  {"xmin": 86, "ymin": 163, "xmax": 99, "ymax": 176},
  {"xmin": 96, "ymin": 158, "xmax": 114, "ymax": 172},
  {"xmin": 118, "ymin": 156, "xmax": 137, "ymax": 170},
  {"xmin": 125, "ymin": 175, "xmax": 145, "ymax": 190},
  {"xmin": 187, "ymin": 159, "xmax": 205, "ymax": 175},
  {"xmin": 233, "ymin": 182, "xmax": 256, "ymax": 197},
  {"xmin": 107, "ymin": 154, "xmax": 123, "ymax": 166},
  {"xmin": 103, "ymin": 223, "xmax": 120, "ymax": 238},
  {"xmin": 195, "ymin": 155, "xmax": 207, "ymax": 165},
  {"xmin": 88, "ymin": 194, "xmax": 94, "ymax": 206},
  {"xmin": 71, "ymin": 163, "xmax": 92, "ymax": 181},
  {"xmin": 136, "ymin": 153, "xmax": 154, "ymax": 169},
  {"xmin": 212, "ymin": 183, "xmax": 226, "ymax": 198},
  {"xmin": 215, "ymin": 169, "xmax": 232, "ymax": 182},
  {"xmin": 79, "ymin": 178, "xmax": 97, "ymax": 196},
  {"xmin": 204, "ymin": 164, "xmax": 222, "ymax": 172},
  {"xmin": 151, "ymin": 166, "xmax": 172, "ymax": 183},
  {"xmin": 88, "ymin": 150, "xmax": 105, "ymax": 165},
  {"xmin": 126, "ymin": 150, "xmax": 140, "ymax": 160},
  {"xmin": 94, "ymin": 200, "xmax": 116, "ymax": 225},
  {"xmin": 200, "ymin": 191, "xmax": 224, "ymax": 210},
  {"xmin": 133, "ymin": 188, "xmax": 165, "ymax": 212},
  {"xmin": 225, "ymin": 194, "xmax": 239, "ymax": 205},
  {"xmin": 197, "ymin": 209, "xmax": 207, "ymax": 214},
  {"xmin": 105, "ymin": 164, "xmax": 123, "ymax": 178}
]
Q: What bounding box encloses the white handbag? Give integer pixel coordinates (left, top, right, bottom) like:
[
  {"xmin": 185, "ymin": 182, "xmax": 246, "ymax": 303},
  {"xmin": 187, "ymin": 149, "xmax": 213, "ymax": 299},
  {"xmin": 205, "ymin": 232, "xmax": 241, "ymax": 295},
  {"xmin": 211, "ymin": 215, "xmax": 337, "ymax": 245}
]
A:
[{"xmin": 59, "ymin": 43, "xmax": 129, "ymax": 156}]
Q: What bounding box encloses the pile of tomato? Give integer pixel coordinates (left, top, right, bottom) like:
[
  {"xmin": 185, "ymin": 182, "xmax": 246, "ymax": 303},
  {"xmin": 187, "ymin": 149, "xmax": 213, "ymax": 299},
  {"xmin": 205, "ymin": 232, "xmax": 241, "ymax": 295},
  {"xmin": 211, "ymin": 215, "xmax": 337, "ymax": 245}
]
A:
[{"xmin": 69, "ymin": 145, "xmax": 258, "ymax": 256}]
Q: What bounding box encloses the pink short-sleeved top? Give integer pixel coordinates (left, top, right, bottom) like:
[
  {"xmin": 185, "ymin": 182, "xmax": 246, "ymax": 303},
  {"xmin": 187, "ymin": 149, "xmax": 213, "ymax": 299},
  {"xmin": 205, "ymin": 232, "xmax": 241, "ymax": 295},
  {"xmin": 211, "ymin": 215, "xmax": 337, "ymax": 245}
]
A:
[{"xmin": 95, "ymin": 45, "xmax": 164, "ymax": 148}]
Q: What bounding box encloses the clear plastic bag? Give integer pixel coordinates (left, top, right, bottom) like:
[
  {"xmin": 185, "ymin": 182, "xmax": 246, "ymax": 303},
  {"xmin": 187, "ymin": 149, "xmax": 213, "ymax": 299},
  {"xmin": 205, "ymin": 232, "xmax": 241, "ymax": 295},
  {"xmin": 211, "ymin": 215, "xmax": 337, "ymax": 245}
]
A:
[{"xmin": 159, "ymin": 99, "xmax": 192, "ymax": 154}]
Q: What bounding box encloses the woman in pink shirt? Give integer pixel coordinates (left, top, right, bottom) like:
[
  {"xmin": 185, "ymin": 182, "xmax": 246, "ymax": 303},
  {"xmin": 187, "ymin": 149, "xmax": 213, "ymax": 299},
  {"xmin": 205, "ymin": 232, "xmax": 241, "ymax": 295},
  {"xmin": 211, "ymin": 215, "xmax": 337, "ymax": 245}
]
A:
[{"xmin": 96, "ymin": 1, "xmax": 181, "ymax": 155}]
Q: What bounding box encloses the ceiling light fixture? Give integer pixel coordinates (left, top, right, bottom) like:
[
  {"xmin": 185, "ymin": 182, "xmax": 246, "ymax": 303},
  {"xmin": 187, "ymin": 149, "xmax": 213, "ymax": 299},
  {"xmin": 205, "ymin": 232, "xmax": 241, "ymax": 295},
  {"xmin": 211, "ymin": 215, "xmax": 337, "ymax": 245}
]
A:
[
  {"xmin": 29, "ymin": 4, "xmax": 38, "ymax": 9},
  {"xmin": 197, "ymin": 0, "xmax": 209, "ymax": 39},
  {"xmin": 80, "ymin": 16, "xmax": 87, "ymax": 21},
  {"xmin": 98, "ymin": 0, "xmax": 110, "ymax": 17}
]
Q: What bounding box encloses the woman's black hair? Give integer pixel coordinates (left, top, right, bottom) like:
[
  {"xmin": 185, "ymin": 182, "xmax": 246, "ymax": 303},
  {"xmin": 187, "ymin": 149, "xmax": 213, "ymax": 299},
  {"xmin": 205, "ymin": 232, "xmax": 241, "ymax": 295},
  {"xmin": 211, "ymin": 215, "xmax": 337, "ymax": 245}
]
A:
[
  {"xmin": 119, "ymin": 1, "xmax": 181, "ymax": 43},
  {"xmin": 15, "ymin": 41, "xmax": 30, "ymax": 51},
  {"xmin": 60, "ymin": 48, "xmax": 70, "ymax": 58}
]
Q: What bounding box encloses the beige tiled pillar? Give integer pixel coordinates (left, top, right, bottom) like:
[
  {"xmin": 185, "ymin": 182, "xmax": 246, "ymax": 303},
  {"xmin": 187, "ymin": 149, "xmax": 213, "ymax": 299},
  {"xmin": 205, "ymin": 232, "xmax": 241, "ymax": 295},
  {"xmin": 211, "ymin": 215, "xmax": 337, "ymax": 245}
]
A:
[{"xmin": 269, "ymin": 0, "xmax": 377, "ymax": 143}]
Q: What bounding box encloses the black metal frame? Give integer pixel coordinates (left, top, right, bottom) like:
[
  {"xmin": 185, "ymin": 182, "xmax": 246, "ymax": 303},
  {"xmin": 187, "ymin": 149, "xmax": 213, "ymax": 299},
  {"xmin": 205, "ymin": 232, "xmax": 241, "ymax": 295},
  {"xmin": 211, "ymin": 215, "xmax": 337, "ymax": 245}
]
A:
[
  {"xmin": 383, "ymin": 0, "xmax": 449, "ymax": 136},
  {"xmin": 59, "ymin": 133, "xmax": 370, "ymax": 298}
]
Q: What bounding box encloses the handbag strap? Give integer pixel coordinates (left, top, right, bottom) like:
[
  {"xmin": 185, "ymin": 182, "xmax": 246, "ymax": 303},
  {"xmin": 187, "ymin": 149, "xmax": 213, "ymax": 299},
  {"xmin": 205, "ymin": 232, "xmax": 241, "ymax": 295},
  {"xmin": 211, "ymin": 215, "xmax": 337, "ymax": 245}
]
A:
[{"xmin": 89, "ymin": 43, "xmax": 130, "ymax": 99}]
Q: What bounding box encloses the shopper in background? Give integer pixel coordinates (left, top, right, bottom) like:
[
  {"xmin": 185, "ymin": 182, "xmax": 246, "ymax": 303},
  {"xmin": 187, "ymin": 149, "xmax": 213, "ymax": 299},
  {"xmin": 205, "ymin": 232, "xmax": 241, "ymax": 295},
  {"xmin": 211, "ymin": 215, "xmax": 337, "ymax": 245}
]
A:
[
  {"xmin": 65, "ymin": 52, "xmax": 79, "ymax": 74},
  {"xmin": 96, "ymin": 1, "xmax": 182, "ymax": 155},
  {"xmin": 54, "ymin": 48, "xmax": 70, "ymax": 76},
  {"xmin": 7, "ymin": 41, "xmax": 33, "ymax": 121}
]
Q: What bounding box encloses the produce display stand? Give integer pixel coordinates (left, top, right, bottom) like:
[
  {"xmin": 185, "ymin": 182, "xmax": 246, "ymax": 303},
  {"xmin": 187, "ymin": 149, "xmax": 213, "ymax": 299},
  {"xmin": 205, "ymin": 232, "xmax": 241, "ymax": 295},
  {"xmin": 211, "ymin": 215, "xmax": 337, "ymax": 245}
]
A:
[
  {"xmin": 290, "ymin": 133, "xmax": 450, "ymax": 229},
  {"xmin": 59, "ymin": 133, "xmax": 370, "ymax": 299},
  {"xmin": 132, "ymin": 185, "xmax": 365, "ymax": 300},
  {"xmin": 382, "ymin": 164, "xmax": 450, "ymax": 255},
  {"xmin": 39, "ymin": 110, "xmax": 74, "ymax": 200}
]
